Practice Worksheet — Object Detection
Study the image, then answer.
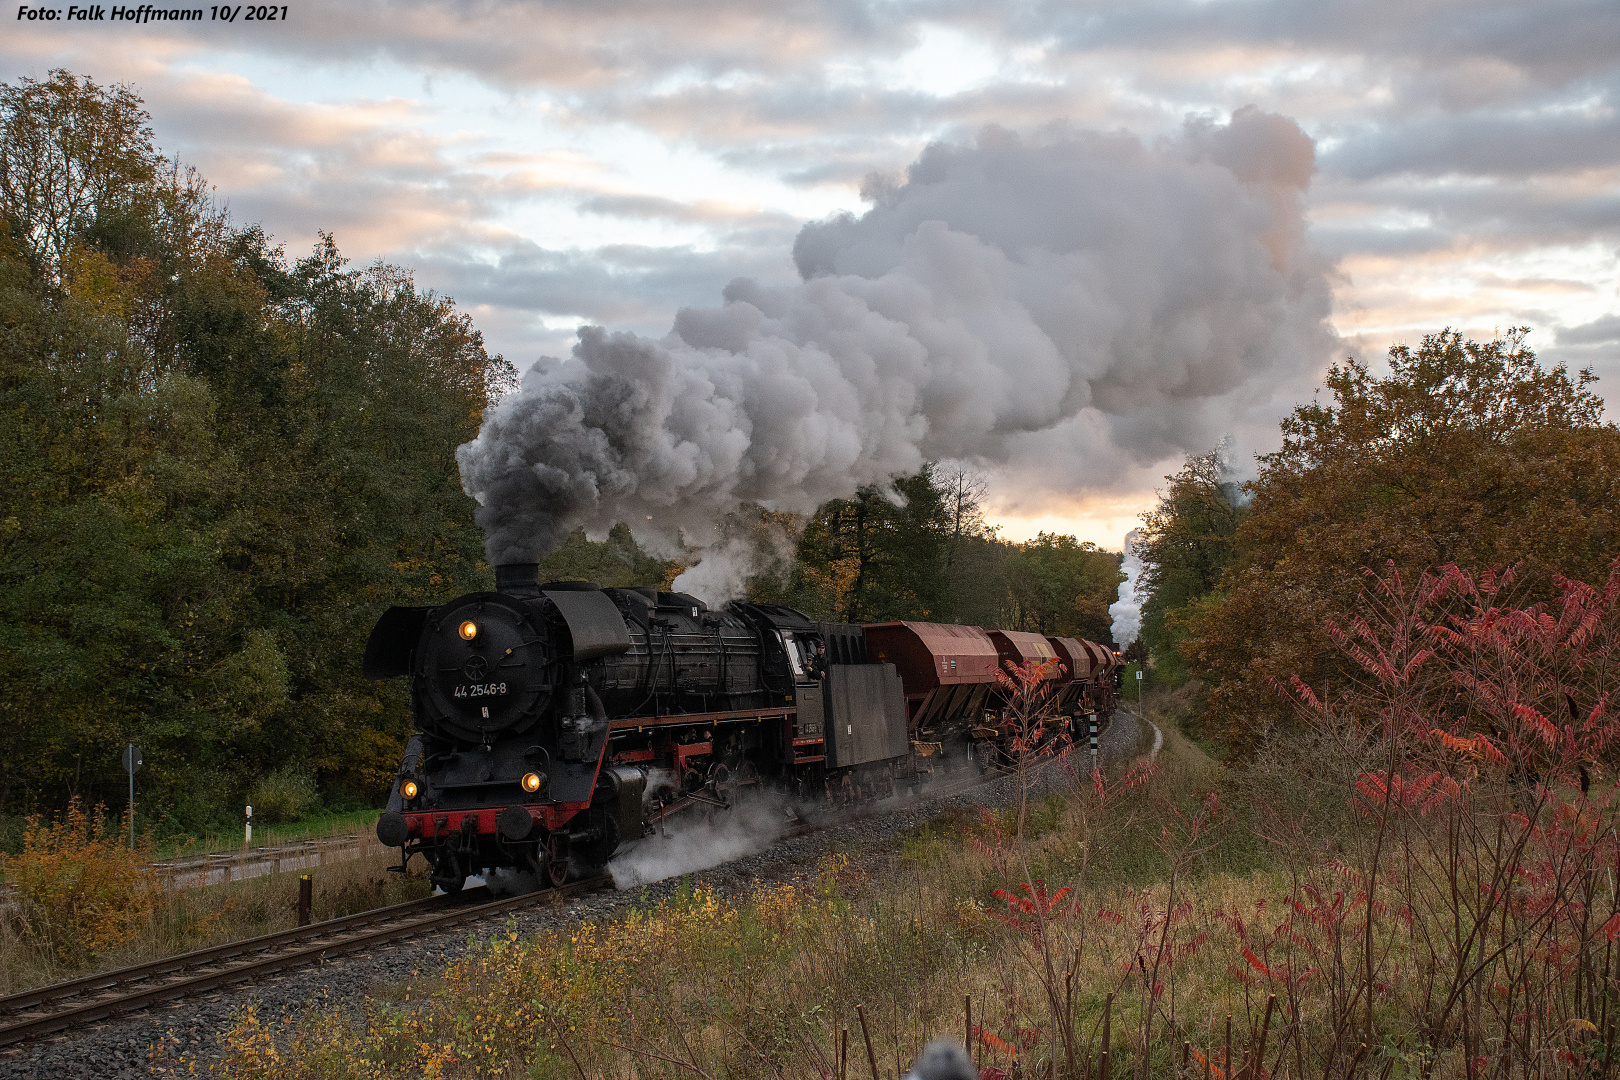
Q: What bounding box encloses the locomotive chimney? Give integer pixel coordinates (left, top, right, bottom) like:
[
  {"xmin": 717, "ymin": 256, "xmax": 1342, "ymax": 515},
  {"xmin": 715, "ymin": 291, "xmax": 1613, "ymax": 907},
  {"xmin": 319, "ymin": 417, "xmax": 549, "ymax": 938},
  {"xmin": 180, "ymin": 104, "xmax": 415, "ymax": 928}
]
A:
[{"xmin": 495, "ymin": 562, "xmax": 541, "ymax": 596}]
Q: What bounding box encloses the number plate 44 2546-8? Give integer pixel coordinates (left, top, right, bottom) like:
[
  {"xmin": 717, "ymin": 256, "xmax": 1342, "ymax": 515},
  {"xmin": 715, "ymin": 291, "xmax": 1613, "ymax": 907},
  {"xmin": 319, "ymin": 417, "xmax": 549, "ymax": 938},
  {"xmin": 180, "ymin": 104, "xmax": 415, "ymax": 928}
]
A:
[{"xmin": 454, "ymin": 683, "xmax": 508, "ymax": 698}]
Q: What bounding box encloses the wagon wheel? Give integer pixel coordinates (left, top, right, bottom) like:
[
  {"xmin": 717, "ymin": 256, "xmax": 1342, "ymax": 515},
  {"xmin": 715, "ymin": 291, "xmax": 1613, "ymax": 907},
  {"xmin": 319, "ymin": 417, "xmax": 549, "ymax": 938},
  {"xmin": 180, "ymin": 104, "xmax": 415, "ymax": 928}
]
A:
[
  {"xmin": 839, "ymin": 772, "xmax": 855, "ymax": 806},
  {"xmin": 545, "ymin": 832, "xmax": 569, "ymax": 888}
]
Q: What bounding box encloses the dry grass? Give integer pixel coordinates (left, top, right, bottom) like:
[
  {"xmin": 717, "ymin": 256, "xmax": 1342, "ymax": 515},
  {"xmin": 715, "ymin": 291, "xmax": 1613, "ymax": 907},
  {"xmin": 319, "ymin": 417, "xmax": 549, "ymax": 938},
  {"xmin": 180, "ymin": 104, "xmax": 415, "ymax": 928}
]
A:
[{"xmin": 2, "ymin": 820, "xmax": 429, "ymax": 996}]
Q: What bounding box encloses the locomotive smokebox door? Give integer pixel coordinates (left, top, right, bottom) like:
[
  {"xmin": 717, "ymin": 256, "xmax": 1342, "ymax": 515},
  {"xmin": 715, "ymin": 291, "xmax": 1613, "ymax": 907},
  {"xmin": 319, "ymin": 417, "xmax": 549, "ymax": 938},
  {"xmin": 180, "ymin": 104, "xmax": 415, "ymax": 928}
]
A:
[{"xmin": 824, "ymin": 664, "xmax": 908, "ymax": 768}]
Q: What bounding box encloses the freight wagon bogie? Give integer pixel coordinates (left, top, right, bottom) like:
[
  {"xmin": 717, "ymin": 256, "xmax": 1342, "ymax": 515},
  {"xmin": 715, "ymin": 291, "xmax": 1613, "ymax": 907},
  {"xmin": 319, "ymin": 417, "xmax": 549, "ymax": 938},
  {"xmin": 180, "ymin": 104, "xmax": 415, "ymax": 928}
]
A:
[{"xmin": 365, "ymin": 561, "xmax": 1119, "ymax": 892}]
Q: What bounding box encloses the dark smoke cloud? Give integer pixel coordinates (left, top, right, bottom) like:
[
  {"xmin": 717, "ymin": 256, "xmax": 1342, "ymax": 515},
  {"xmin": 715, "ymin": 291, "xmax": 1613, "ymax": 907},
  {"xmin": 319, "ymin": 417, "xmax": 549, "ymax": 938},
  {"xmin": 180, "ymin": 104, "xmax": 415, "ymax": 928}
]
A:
[{"xmin": 457, "ymin": 107, "xmax": 1336, "ymax": 570}]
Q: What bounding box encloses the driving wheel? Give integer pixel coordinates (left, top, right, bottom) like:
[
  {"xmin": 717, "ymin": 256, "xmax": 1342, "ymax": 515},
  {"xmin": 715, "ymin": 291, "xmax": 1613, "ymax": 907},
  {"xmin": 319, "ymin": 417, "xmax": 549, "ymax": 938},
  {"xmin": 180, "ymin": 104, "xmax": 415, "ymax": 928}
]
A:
[{"xmin": 545, "ymin": 832, "xmax": 569, "ymax": 888}]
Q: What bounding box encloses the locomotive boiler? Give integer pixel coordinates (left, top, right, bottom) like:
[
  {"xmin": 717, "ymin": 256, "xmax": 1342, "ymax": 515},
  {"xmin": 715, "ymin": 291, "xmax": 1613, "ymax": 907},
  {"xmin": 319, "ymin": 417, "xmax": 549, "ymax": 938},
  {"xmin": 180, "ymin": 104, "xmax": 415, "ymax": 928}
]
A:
[{"xmin": 364, "ymin": 562, "xmax": 1120, "ymax": 893}]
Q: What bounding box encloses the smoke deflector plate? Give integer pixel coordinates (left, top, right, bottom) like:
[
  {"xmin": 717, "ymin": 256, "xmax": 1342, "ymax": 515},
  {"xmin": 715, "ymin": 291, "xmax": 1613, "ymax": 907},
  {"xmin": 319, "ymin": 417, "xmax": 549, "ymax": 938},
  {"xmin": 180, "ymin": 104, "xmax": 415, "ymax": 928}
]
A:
[{"xmin": 543, "ymin": 589, "xmax": 633, "ymax": 661}]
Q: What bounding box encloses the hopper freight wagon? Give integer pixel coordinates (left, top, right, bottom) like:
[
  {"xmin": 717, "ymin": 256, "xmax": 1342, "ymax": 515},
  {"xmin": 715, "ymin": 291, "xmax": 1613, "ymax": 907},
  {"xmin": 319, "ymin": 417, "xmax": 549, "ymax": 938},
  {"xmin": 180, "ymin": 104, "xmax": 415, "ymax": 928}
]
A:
[{"xmin": 862, "ymin": 622, "xmax": 1121, "ymax": 766}]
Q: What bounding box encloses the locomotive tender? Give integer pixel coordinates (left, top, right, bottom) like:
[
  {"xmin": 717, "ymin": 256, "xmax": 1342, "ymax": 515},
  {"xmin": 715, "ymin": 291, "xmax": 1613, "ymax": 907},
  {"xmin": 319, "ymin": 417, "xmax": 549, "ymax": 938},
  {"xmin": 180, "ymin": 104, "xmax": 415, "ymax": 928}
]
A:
[{"xmin": 365, "ymin": 561, "xmax": 1121, "ymax": 892}]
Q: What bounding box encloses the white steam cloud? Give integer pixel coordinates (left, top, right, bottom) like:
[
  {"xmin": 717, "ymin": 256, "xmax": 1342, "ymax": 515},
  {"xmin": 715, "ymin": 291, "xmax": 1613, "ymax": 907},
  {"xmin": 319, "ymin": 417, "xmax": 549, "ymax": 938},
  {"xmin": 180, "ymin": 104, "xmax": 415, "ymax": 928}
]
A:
[
  {"xmin": 457, "ymin": 108, "xmax": 1335, "ymax": 567},
  {"xmin": 669, "ymin": 512, "xmax": 800, "ymax": 601},
  {"xmin": 608, "ymin": 796, "xmax": 792, "ymax": 889},
  {"xmin": 669, "ymin": 535, "xmax": 762, "ymax": 602},
  {"xmin": 1110, "ymin": 528, "xmax": 1145, "ymax": 645}
]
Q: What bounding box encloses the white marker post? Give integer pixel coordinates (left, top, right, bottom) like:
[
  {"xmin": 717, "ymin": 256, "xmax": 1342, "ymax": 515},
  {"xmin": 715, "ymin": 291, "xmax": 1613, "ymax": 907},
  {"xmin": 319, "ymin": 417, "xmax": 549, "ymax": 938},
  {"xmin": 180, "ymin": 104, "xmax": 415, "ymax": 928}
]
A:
[
  {"xmin": 1136, "ymin": 668, "xmax": 1144, "ymax": 714},
  {"xmin": 245, "ymin": 804, "xmax": 253, "ymax": 847}
]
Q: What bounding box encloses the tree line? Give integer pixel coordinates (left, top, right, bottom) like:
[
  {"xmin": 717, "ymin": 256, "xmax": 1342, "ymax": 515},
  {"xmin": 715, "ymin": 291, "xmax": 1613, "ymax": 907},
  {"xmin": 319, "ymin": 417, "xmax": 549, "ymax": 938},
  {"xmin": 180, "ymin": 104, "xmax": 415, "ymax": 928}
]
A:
[
  {"xmin": 0, "ymin": 71, "xmax": 513, "ymax": 837},
  {"xmin": 1131, "ymin": 328, "xmax": 1620, "ymax": 750},
  {"xmin": 0, "ymin": 71, "xmax": 1124, "ymax": 839}
]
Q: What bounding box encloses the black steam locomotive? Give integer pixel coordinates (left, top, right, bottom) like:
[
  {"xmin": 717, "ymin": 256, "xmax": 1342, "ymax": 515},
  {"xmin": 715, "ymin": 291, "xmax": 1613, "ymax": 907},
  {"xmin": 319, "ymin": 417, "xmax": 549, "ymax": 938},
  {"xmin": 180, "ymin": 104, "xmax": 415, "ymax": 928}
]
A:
[{"xmin": 365, "ymin": 562, "xmax": 1119, "ymax": 892}]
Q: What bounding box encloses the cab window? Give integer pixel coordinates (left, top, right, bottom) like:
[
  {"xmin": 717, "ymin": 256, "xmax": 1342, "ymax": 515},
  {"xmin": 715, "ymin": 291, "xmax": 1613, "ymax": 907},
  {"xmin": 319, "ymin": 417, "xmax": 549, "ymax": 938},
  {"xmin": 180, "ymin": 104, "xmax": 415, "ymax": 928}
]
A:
[{"xmin": 779, "ymin": 631, "xmax": 806, "ymax": 676}]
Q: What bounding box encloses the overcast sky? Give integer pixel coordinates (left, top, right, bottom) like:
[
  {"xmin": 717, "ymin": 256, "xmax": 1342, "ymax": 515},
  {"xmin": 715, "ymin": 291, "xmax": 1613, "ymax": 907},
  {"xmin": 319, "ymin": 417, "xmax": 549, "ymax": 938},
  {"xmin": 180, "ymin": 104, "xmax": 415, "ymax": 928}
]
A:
[{"xmin": 8, "ymin": 1, "xmax": 1618, "ymax": 548}]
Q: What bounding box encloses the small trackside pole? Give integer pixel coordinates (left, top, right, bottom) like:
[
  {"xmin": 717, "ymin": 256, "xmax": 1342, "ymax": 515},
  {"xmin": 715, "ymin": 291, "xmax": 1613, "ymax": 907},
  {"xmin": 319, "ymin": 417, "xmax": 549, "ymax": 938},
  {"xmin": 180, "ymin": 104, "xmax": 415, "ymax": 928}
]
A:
[{"xmin": 298, "ymin": 874, "xmax": 313, "ymax": 926}]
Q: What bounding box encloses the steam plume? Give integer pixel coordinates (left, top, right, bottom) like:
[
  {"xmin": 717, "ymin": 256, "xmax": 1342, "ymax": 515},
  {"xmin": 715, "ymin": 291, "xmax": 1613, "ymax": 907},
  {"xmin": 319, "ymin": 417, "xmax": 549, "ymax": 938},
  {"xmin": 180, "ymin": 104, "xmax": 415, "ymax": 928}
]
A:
[
  {"xmin": 457, "ymin": 108, "xmax": 1334, "ymax": 567},
  {"xmin": 1110, "ymin": 528, "xmax": 1145, "ymax": 645}
]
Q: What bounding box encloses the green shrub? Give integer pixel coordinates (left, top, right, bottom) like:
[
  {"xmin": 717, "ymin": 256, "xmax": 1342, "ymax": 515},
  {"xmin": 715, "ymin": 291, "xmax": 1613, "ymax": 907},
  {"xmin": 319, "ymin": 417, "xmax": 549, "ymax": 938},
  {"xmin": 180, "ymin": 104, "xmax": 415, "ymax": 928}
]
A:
[
  {"xmin": 245, "ymin": 767, "xmax": 318, "ymax": 824},
  {"xmin": 0, "ymin": 813, "xmax": 25, "ymax": 857}
]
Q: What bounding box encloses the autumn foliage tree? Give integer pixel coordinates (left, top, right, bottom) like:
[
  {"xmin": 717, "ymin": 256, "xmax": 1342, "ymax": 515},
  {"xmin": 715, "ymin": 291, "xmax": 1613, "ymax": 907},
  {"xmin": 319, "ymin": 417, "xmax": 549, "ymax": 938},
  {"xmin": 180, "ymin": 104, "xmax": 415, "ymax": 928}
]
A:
[
  {"xmin": 792, "ymin": 467, "xmax": 953, "ymax": 622},
  {"xmin": 1135, "ymin": 447, "xmax": 1246, "ymax": 684},
  {"xmin": 786, "ymin": 465, "xmax": 1123, "ymax": 637},
  {"xmin": 1003, "ymin": 532, "xmax": 1123, "ymax": 642},
  {"xmin": 0, "ymin": 70, "xmax": 163, "ymax": 280},
  {"xmin": 1182, "ymin": 329, "xmax": 1620, "ymax": 747}
]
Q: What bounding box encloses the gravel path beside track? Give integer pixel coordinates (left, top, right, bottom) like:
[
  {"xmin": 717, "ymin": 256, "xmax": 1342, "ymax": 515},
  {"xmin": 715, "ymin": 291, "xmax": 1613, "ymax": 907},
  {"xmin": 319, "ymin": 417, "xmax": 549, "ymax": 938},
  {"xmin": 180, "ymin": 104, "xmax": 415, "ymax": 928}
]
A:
[{"xmin": 0, "ymin": 713, "xmax": 1143, "ymax": 1080}]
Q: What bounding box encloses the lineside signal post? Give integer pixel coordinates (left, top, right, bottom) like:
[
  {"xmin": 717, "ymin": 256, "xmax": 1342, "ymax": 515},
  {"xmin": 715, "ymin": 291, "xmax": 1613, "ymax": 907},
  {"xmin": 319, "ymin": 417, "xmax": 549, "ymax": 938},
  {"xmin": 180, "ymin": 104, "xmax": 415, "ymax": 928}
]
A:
[{"xmin": 121, "ymin": 744, "xmax": 142, "ymax": 851}]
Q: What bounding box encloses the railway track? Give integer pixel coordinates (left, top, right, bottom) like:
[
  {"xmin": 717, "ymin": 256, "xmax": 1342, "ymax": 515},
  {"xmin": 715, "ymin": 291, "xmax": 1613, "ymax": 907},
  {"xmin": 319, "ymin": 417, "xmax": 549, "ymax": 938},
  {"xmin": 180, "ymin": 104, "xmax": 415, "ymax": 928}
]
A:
[
  {"xmin": 0, "ymin": 769, "xmax": 993, "ymax": 1050},
  {"xmin": 0, "ymin": 720, "xmax": 1129, "ymax": 1052},
  {"xmin": 0, "ymin": 874, "xmax": 612, "ymax": 1048}
]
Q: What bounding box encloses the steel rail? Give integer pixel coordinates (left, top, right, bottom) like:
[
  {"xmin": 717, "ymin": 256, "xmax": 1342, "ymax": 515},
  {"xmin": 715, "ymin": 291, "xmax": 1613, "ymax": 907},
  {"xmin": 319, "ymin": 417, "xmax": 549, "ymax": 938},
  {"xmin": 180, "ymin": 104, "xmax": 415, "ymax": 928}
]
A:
[
  {"xmin": 0, "ymin": 890, "xmax": 462, "ymax": 1018},
  {"xmin": 0, "ymin": 875, "xmax": 610, "ymax": 1047}
]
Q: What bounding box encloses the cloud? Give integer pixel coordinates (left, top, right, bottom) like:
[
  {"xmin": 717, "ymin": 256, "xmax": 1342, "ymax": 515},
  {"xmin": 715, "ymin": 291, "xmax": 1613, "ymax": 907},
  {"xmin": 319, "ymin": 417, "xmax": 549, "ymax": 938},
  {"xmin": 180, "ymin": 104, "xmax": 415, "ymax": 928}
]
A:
[
  {"xmin": 1034, "ymin": 0, "xmax": 1620, "ymax": 87},
  {"xmin": 407, "ymin": 232, "xmax": 799, "ymax": 329},
  {"xmin": 1560, "ymin": 313, "xmax": 1620, "ymax": 346},
  {"xmin": 7, "ymin": 0, "xmax": 1616, "ymax": 502},
  {"xmin": 576, "ymin": 193, "xmax": 800, "ymax": 230},
  {"xmin": 1323, "ymin": 102, "xmax": 1620, "ymax": 182}
]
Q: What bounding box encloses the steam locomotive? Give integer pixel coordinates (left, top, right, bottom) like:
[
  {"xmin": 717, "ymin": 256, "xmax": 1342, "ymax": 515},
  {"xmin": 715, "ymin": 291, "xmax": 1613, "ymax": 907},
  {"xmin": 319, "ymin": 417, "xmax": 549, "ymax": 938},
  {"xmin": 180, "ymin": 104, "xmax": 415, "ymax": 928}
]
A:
[{"xmin": 365, "ymin": 562, "xmax": 1122, "ymax": 892}]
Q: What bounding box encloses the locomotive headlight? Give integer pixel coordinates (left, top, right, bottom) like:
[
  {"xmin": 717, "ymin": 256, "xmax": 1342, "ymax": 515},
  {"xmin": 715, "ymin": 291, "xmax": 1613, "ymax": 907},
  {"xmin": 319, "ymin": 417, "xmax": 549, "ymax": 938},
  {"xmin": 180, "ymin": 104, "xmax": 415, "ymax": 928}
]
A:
[
  {"xmin": 400, "ymin": 779, "xmax": 419, "ymax": 799},
  {"xmin": 458, "ymin": 620, "xmax": 478, "ymax": 641},
  {"xmin": 521, "ymin": 771, "xmax": 544, "ymax": 793}
]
